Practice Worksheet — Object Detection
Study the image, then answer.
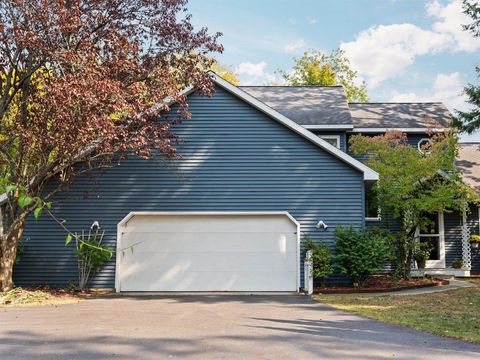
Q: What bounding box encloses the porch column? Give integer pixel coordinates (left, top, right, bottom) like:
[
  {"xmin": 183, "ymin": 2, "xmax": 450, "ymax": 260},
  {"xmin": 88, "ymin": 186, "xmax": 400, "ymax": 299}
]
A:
[{"xmin": 462, "ymin": 204, "xmax": 472, "ymax": 270}]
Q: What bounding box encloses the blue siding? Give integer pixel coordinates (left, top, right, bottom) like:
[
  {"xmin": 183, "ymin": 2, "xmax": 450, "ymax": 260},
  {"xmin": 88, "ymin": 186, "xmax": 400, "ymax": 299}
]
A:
[
  {"xmin": 14, "ymin": 86, "xmax": 365, "ymax": 288},
  {"xmin": 470, "ymin": 205, "xmax": 480, "ymax": 274},
  {"xmin": 444, "ymin": 212, "xmax": 464, "ymax": 267}
]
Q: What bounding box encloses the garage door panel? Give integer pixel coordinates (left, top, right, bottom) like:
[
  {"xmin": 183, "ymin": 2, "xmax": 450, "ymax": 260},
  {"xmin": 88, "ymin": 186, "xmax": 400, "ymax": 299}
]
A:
[
  {"xmin": 121, "ymin": 270, "xmax": 298, "ymax": 292},
  {"xmin": 123, "ymin": 215, "xmax": 297, "ymax": 234},
  {"xmin": 118, "ymin": 213, "xmax": 298, "ymax": 292},
  {"xmin": 121, "ymin": 251, "xmax": 297, "ymax": 273},
  {"xmin": 121, "ymin": 232, "xmax": 297, "ymax": 253}
]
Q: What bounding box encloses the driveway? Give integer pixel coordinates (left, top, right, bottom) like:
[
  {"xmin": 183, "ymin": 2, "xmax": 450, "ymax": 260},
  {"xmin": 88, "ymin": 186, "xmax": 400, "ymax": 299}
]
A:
[{"xmin": 1, "ymin": 295, "xmax": 479, "ymax": 359}]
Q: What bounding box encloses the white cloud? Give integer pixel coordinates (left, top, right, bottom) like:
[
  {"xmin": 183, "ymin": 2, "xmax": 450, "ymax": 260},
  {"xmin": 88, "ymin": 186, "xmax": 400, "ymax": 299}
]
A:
[
  {"xmin": 427, "ymin": 0, "xmax": 480, "ymax": 53},
  {"xmin": 284, "ymin": 38, "xmax": 306, "ymax": 53},
  {"xmin": 341, "ymin": 24, "xmax": 449, "ymax": 88},
  {"xmin": 308, "ymin": 18, "xmax": 317, "ymax": 24},
  {"xmin": 391, "ymin": 72, "xmax": 467, "ymax": 110},
  {"xmin": 235, "ymin": 61, "xmax": 276, "ymax": 85},
  {"xmin": 340, "ymin": 0, "xmax": 479, "ymax": 88},
  {"xmin": 235, "ymin": 61, "xmax": 268, "ymax": 77}
]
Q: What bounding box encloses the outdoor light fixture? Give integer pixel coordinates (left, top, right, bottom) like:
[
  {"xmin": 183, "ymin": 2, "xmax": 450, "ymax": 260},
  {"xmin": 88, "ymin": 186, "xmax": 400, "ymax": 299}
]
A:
[{"xmin": 316, "ymin": 220, "xmax": 328, "ymax": 230}]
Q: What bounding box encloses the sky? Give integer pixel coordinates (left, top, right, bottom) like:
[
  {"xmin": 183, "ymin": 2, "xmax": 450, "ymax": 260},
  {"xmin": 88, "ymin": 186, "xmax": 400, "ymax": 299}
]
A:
[{"xmin": 188, "ymin": 0, "xmax": 480, "ymax": 142}]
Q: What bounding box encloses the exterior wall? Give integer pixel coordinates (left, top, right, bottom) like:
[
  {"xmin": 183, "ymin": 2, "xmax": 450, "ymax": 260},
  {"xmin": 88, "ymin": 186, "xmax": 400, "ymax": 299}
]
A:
[
  {"xmin": 14, "ymin": 86, "xmax": 366, "ymax": 288},
  {"xmin": 444, "ymin": 205, "xmax": 480, "ymax": 273},
  {"xmin": 444, "ymin": 212, "xmax": 464, "ymax": 268},
  {"xmin": 470, "ymin": 205, "xmax": 480, "ymax": 274}
]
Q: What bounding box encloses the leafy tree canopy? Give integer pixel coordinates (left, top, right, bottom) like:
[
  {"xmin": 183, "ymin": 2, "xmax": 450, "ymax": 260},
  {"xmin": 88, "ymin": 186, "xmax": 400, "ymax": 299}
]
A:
[
  {"xmin": 278, "ymin": 49, "xmax": 368, "ymax": 102},
  {"xmin": 452, "ymin": 0, "xmax": 480, "ymax": 133},
  {"xmin": 0, "ymin": 0, "xmax": 222, "ymax": 292},
  {"xmin": 350, "ymin": 131, "xmax": 475, "ymax": 222},
  {"xmin": 350, "ymin": 131, "xmax": 476, "ymax": 278},
  {"xmin": 210, "ymin": 61, "xmax": 239, "ymax": 85}
]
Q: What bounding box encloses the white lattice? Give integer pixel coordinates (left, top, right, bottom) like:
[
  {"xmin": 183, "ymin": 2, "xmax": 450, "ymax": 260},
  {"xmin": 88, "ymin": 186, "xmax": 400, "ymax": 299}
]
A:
[{"xmin": 462, "ymin": 209, "xmax": 472, "ymax": 269}]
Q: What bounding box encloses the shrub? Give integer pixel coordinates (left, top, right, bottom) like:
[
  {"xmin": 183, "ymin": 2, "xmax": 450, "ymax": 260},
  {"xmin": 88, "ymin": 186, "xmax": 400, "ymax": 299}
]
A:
[
  {"xmin": 334, "ymin": 226, "xmax": 391, "ymax": 287},
  {"xmin": 303, "ymin": 234, "xmax": 334, "ymax": 287},
  {"xmin": 73, "ymin": 225, "xmax": 112, "ymax": 290}
]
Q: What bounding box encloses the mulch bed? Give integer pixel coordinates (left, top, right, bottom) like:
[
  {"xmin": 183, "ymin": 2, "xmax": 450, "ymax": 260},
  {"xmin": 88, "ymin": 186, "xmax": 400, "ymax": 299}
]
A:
[
  {"xmin": 0, "ymin": 286, "xmax": 112, "ymax": 306},
  {"xmin": 314, "ymin": 275, "xmax": 449, "ymax": 294}
]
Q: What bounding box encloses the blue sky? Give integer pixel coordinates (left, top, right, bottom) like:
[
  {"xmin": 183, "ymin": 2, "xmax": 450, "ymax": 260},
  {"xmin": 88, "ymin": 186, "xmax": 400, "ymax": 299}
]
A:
[{"xmin": 189, "ymin": 0, "xmax": 480, "ymax": 142}]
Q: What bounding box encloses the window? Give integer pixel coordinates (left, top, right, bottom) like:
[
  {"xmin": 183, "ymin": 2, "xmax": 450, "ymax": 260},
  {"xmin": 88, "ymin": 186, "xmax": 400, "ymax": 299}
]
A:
[
  {"xmin": 417, "ymin": 212, "xmax": 445, "ymax": 267},
  {"xmin": 319, "ymin": 135, "xmax": 340, "ymax": 149},
  {"xmin": 365, "ymin": 184, "xmax": 380, "ymax": 220},
  {"xmin": 417, "ymin": 138, "xmax": 432, "ymax": 153}
]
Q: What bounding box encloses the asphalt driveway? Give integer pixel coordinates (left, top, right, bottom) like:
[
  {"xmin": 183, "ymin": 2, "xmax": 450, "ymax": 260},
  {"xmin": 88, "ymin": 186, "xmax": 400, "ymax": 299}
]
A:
[{"xmin": 1, "ymin": 295, "xmax": 479, "ymax": 359}]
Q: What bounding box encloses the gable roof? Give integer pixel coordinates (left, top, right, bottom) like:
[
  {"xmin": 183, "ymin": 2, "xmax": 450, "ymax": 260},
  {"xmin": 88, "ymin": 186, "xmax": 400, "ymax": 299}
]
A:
[
  {"xmin": 210, "ymin": 73, "xmax": 378, "ymax": 181},
  {"xmin": 240, "ymin": 86, "xmax": 353, "ymax": 128},
  {"xmin": 348, "ymin": 103, "xmax": 451, "ymax": 131},
  {"xmin": 240, "ymin": 85, "xmax": 451, "ymax": 131},
  {"xmin": 456, "ymin": 143, "xmax": 480, "ymax": 193}
]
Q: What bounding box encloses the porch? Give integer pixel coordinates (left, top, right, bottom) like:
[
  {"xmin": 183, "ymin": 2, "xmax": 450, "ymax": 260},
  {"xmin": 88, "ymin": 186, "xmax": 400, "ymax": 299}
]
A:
[{"xmin": 412, "ymin": 205, "xmax": 479, "ymax": 277}]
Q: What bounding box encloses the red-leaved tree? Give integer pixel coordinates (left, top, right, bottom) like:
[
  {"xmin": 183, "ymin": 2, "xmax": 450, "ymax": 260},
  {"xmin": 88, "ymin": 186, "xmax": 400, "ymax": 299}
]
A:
[{"xmin": 0, "ymin": 0, "xmax": 222, "ymax": 291}]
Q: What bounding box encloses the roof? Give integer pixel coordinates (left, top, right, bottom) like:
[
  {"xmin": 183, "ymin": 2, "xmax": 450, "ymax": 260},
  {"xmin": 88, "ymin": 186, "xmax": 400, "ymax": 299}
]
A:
[
  {"xmin": 210, "ymin": 73, "xmax": 378, "ymax": 181},
  {"xmin": 348, "ymin": 103, "xmax": 451, "ymax": 130},
  {"xmin": 456, "ymin": 143, "xmax": 480, "ymax": 193},
  {"xmin": 240, "ymin": 86, "xmax": 352, "ymax": 127}
]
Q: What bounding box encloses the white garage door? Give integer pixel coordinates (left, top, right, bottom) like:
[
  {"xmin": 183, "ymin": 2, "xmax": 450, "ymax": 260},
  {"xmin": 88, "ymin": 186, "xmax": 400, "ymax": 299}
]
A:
[{"xmin": 116, "ymin": 212, "xmax": 299, "ymax": 292}]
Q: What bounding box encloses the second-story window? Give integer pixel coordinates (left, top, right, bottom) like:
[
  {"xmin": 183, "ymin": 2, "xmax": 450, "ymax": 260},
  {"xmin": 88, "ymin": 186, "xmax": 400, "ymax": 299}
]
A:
[{"xmin": 319, "ymin": 135, "xmax": 340, "ymax": 149}]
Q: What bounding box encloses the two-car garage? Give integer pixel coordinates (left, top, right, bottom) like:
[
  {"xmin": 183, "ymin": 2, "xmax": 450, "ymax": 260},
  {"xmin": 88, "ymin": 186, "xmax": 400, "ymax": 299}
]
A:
[{"xmin": 115, "ymin": 212, "xmax": 300, "ymax": 292}]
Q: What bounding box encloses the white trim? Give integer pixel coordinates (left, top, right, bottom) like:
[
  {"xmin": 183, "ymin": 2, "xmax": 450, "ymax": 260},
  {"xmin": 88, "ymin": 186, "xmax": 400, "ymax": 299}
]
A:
[
  {"xmin": 303, "ymin": 124, "xmax": 354, "ymax": 130},
  {"xmin": 209, "ymin": 72, "xmax": 378, "ymax": 181},
  {"xmin": 115, "ymin": 211, "xmax": 301, "ymax": 293},
  {"xmin": 349, "ymin": 127, "xmax": 445, "ymax": 133},
  {"xmin": 318, "ymin": 135, "xmax": 341, "ymax": 149}
]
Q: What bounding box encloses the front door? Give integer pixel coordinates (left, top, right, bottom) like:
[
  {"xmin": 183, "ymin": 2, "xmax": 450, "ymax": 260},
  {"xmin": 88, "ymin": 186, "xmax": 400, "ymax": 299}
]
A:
[{"xmin": 418, "ymin": 212, "xmax": 445, "ymax": 268}]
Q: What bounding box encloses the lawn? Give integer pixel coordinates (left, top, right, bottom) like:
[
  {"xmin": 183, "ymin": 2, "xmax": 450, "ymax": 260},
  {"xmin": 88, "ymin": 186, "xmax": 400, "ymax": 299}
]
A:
[{"xmin": 314, "ymin": 287, "xmax": 480, "ymax": 344}]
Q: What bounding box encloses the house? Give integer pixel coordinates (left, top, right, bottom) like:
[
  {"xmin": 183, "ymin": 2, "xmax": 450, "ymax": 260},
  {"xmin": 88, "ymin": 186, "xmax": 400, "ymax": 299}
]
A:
[{"xmin": 11, "ymin": 73, "xmax": 480, "ymax": 291}]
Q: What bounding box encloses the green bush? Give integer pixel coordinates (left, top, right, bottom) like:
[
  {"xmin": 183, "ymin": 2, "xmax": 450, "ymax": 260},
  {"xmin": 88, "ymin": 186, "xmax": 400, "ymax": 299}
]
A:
[
  {"xmin": 303, "ymin": 234, "xmax": 334, "ymax": 286},
  {"xmin": 334, "ymin": 226, "xmax": 391, "ymax": 287},
  {"xmin": 73, "ymin": 226, "xmax": 112, "ymax": 290}
]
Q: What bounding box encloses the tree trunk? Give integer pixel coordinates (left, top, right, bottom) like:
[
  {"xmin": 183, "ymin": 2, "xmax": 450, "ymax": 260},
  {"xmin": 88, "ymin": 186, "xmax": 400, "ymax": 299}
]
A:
[{"xmin": 0, "ymin": 218, "xmax": 25, "ymax": 292}]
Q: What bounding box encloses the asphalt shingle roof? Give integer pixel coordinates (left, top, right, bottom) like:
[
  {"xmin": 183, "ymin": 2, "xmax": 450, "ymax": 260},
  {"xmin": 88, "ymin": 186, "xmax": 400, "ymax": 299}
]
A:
[
  {"xmin": 347, "ymin": 103, "xmax": 451, "ymax": 129},
  {"xmin": 456, "ymin": 143, "xmax": 480, "ymax": 193},
  {"xmin": 240, "ymin": 86, "xmax": 352, "ymax": 126}
]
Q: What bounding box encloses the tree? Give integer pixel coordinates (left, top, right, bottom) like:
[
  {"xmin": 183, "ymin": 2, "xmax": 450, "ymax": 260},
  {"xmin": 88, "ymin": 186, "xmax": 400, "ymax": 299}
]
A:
[
  {"xmin": 453, "ymin": 0, "xmax": 480, "ymax": 133},
  {"xmin": 278, "ymin": 49, "xmax": 368, "ymax": 102},
  {"xmin": 349, "ymin": 131, "xmax": 475, "ymax": 278},
  {"xmin": 210, "ymin": 61, "xmax": 239, "ymax": 85},
  {"xmin": 0, "ymin": 0, "xmax": 222, "ymax": 292}
]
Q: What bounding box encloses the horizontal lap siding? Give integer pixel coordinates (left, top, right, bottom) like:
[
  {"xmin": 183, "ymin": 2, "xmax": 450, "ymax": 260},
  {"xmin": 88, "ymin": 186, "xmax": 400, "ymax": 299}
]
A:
[
  {"xmin": 15, "ymin": 86, "xmax": 365, "ymax": 288},
  {"xmin": 444, "ymin": 212, "xmax": 463, "ymax": 267}
]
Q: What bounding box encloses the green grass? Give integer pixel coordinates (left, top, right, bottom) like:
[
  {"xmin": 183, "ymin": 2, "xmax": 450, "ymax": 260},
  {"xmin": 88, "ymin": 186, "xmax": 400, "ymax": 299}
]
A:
[{"xmin": 314, "ymin": 287, "xmax": 480, "ymax": 344}]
